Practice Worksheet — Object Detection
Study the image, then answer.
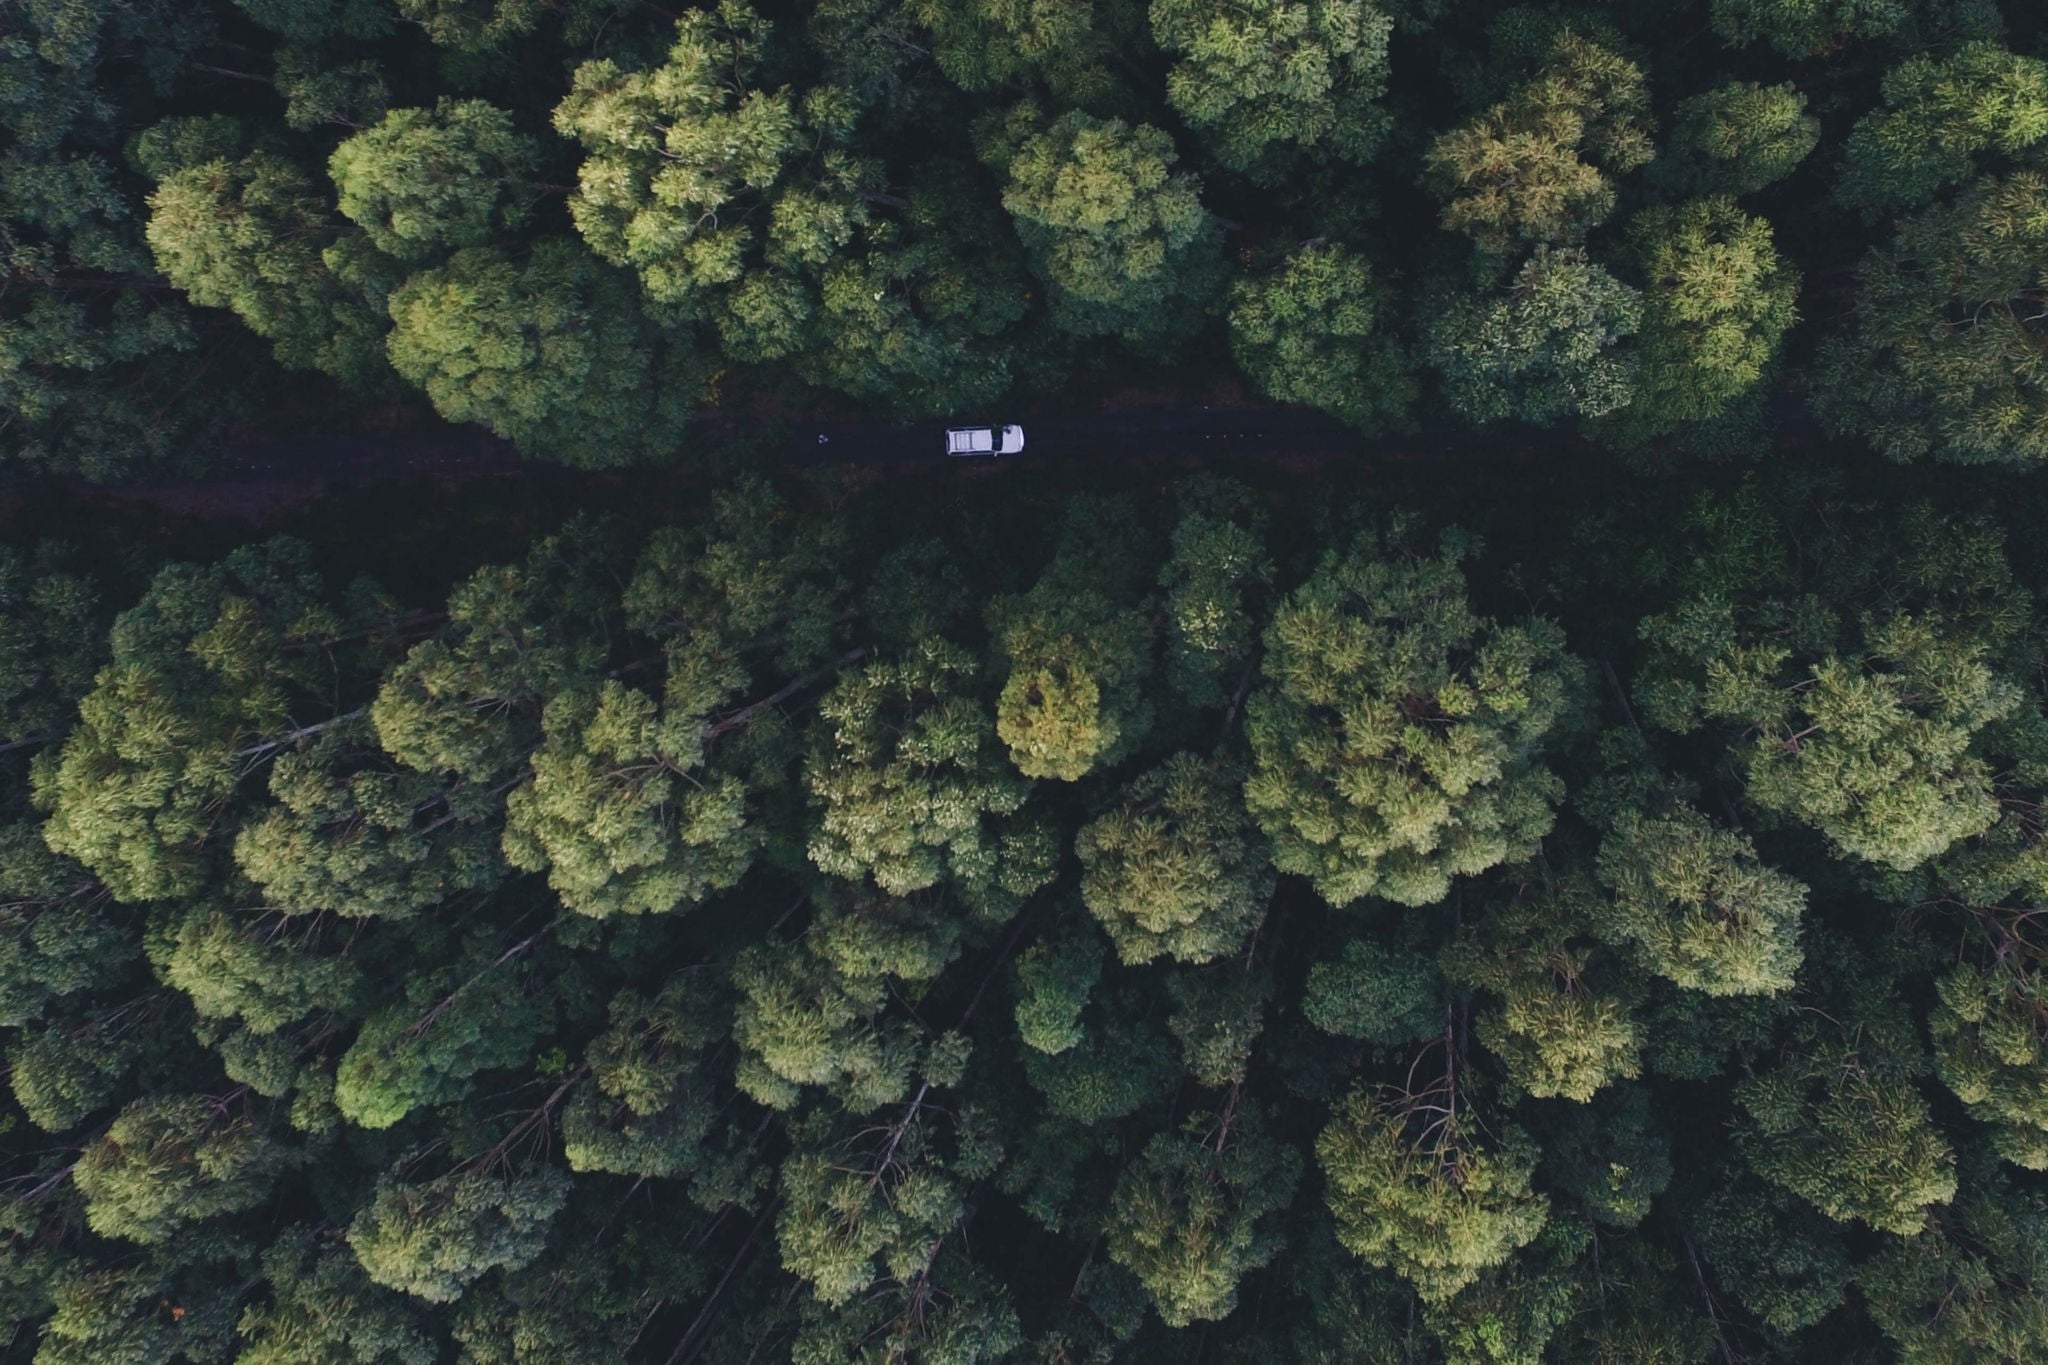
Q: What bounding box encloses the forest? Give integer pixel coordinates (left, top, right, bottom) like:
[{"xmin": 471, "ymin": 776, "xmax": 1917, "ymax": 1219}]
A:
[{"xmin": 9, "ymin": 0, "xmax": 2048, "ymax": 1362}]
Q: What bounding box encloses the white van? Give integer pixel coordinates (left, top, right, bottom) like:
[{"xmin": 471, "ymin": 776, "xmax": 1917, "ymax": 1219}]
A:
[{"xmin": 945, "ymin": 425, "xmax": 1025, "ymax": 457}]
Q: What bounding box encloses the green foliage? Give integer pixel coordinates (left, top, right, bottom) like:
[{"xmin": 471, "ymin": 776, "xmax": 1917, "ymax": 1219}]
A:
[
  {"xmin": 1159, "ymin": 487, "xmax": 1273, "ymax": 708},
  {"xmin": 1319, "ymin": 1084, "xmax": 1550, "ymax": 1302},
  {"xmin": 1636, "ymin": 502, "xmax": 2028, "ymax": 869},
  {"xmin": 1735, "ymin": 951, "xmax": 1958, "ymax": 1234},
  {"xmin": 35, "ymin": 540, "xmax": 347, "ymax": 902},
  {"xmin": 1707, "ymin": 0, "xmax": 1999, "ymax": 57},
  {"xmin": 1817, "ymin": 169, "xmax": 2048, "ymax": 467},
  {"xmin": 1689, "ymin": 1173, "xmax": 1854, "ymax": 1333},
  {"xmin": 1151, "ymin": 0, "xmax": 1392, "ymax": 179},
  {"xmin": 1592, "ymin": 807, "xmax": 1805, "ymax": 997},
  {"xmin": 1858, "ymin": 1183, "xmax": 2048, "ymax": 1363},
  {"xmin": 236, "ymin": 1230, "xmax": 438, "ymax": 1365},
  {"xmin": 502, "ymin": 682, "xmax": 759, "ymax": 917},
  {"xmin": 1013, "ymin": 927, "xmax": 1103, "ymax": 1054},
  {"xmin": 1105, "ymin": 1106, "xmax": 1300, "ymax": 1326},
  {"xmin": 1657, "ymin": 81, "xmax": 1818, "ymax": 198},
  {"xmin": 1931, "ymin": 959, "xmax": 2048, "ymax": 1169},
  {"xmin": 1836, "ymin": 43, "xmax": 2048, "ymax": 216},
  {"xmin": 145, "ymin": 151, "xmax": 391, "ymax": 383},
  {"xmin": 998, "ymin": 109, "xmax": 1225, "ymax": 347},
  {"xmin": 346, "ymin": 1167, "xmax": 569, "ymax": 1303},
  {"xmin": 553, "ymin": 1, "xmax": 865, "ymax": 362},
  {"xmin": 1446, "ymin": 889, "xmax": 1642, "ymax": 1103},
  {"xmin": 330, "ymin": 100, "xmax": 539, "ymax": 262},
  {"xmin": 1304, "ymin": 937, "xmax": 1442, "ymax": 1047},
  {"xmin": 1245, "ymin": 525, "xmax": 1579, "ymax": 906},
  {"xmin": 1427, "ymin": 245, "xmax": 1643, "ymax": 425},
  {"xmin": 1424, "ymin": 33, "xmax": 1653, "ymax": 257},
  {"xmin": 332, "ymin": 933, "xmax": 551, "ymax": 1129},
  {"xmin": 385, "ymin": 239, "xmax": 701, "ymax": 467},
  {"xmin": 73, "ymin": 1094, "xmax": 289, "ymax": 1244},
  {"xmin": 1596, "ymin": 197, "xmax": 1798, "ymax": 447},
  {"xmin": 805, "ymin": 639, "xmax": 1047, "ymax": 915},
  {"xmin": 1077, "ymin": 752, "xmax": 1271, "ymax": 964},
  {"xmin": 987, "ymin": 506, "xmax": 1155, "ymax": 780},
  {"xmin": 1228, "ymin": 242, "xmax": 1414, "ymax": 431}
]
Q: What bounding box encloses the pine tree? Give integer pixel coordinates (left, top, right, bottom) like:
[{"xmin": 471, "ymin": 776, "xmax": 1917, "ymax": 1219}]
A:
[
  {"xmin": 1228, "ymin": 242, "xmax": 1414, "ymax": 431},
  {"xmin": 329, "ymin": 100, "xmax": 539, "ymax": 263},
  {"xmin": 1836, "ymin": 43, "xmax": 2048, "ymax": 217},
  {"xmin": 1592, "ymin": 806, "xmax": 1805, "ymax": 997},
  {"xmin": 73, "ymin": 1093, "xmax": 290, "ymax": 1245},
  {"xmin": 1318, "ymin": 1080, "xmax": 1551, "ymax": 1302},
  {"xmin": 995, "ymin": 108, "xmax": 1225, "ymax": 349},
  {"xmin": 1426, "ymin": 245, "xmax": 1643, "ymax": 426},
  {"xmin": 347, "ymin": 1167, "xmax": 569, "ymax": 1304},
  {"xmin": 1655, "ymin": 81, "xmax": 1817, "ymax": 198},
  {"xmin": 1105, "ymin": 1104, "xmax": 1300, "ymax": 1326},
  {"xmin": 1244, "ymin": 524, "xmax": 1580, "ymax": 906},
  {"xmin": 1077, "ymin": 752, "xmax": 1271, "ymax": 964},
  {"xmin": 1423, "ymin": 33, "xmax": 1653, "ymax": 257},
  {"xmin": 384, "ymin": 240, "xmax": 703, "ymax": 467},
  {"xmin": 1150, "ymin": 0, "xmax": 1392, "ymax": 180}
]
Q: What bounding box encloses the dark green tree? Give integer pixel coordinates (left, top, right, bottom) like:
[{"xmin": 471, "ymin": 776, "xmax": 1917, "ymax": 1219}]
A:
[{"xmin": 1244, "ymin": 524, "xmax": 1580, "ymax": 906}]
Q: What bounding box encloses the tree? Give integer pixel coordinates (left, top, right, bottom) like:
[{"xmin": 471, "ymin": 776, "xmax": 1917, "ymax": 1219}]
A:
[
  {"xmin": 1595, "ymin": 198, "xmax": 1798, "ymax": 447},
  {"xmin": 1655, "ymin": 81, "xmax": 1817, "ymax": 198},
  {"xmin": 1105, "ymin": 1105, "xmax": 1300, "ymax": 1326},
  {"xmin": 986, "ymin": 501, "xmax": 1155, "ymax": 781},
  {"xmin": 553, "ymin": 0, "xmax": 871, "ymax": 362},
  {"xmin": 371, "ymin": 527, "xmax": 618, "ymax": 786},
  {"xmin": 1077, "ymin": 752, "xmax": 1272, "ymax": 964},
  {"xmin": 500, "ymin": 682, "xmax": 760, "ymax": 917},
  {"xmin": 1427, "ymin": 246, "xmax": 1642, "ymax": 426},
  {"xmin": 1244, "ymin": 524, "xmax": 1580, "ymax": 907},
  {"xmin": 1734, "ymin": 944, "xmax": 1957, "ymax": 1235},
  {"xmin": 1446, "ymin": 888, "xmax": 1642, "ymax": 1103},
  {"xmin": 1423, "ymin": 33, "xmax": 1653, "ymax": 257},
  {"xmin": 795, "ymin": 160, "xmax": 1035, "ymax": 417},
  {"xmin": 157, "ymin": 904, "xmax": 360, "ymax": 1037},
  {"xmin": 145, "ymin": 151, "xmax": 391, "ymax": 383},
  {"xmin": 1816, "ymin": 170, "xmax": 2048, "ymax": 467},
  {"xmin": 329, "ymin": 100, "xmax": 540, "ymax": 262},
  {"xmin": 332, "ymin": 929, "xmax": 553, "ymax": 1130},
  {"xmin": 1304, "ymin": 936, "xmax": 1443, "ymax": 1048},
  {"xmin": 561, "ymin": 973, "xmax": 729, "ymax": 1179},
  {"xmin": 1535, "ymin": 1085, "xmax": 1672, "ymax": 1229},
  {"xmin": 1158, "ymin": 482, "xmax": 1273, "ymax": 709},
  {"xmin": 1592, "ymin": 806, "xmax": 1805, "ymax": 997},
  {"xmin": 236, "ymin": 1229, "xmax": 438, "ymax": 1365},
  {"xmin": 891, "ymin": 0, "xmax": 1136, "ymax": 104},
  {"xmin": 1635, "ymin": 502, "xmax": 2028, "ymax": 869},
  {"xmin": 0, "ymin": 543, "xmax": 103, "ymax": 747},
  {"xmin": 1931, "ymin": 958, "xmax": 2048, "ymax": 1169},
  {"xmin": 35, "ymin": 540, "xmax": 353, "ymax": 903},
  {"xmin": 1687, "ymin": 1170, "xmax": 1854, "ymax": 1334},
  {"xmin": 231, "ymin": 717, "xmax": 506, "ymax": 922},
  {"xmin": 1835, "ymin": 43, "xmax": 2048, "ymax": 216},
  {"xmin": 347, "ymin": 1167, "xmax": 569, "ymax": 1304},
  {"xmin": 1228, "ymin": 242, "xmax": 1414, "ymax": 431},
  {"xmin": 1319, "ymin": 1082, "xmax": 1550, "ymax": 1302},
  {"xmin": 384, "ymin": 239, "xmax": 703, "ymax": 468},
  {"xmin": 1858, "ymin": 1182, "xmax": 2048, "ymax": 1363},
  {"xmin": 73, "ymin": 1094, "xmax": 290, "ymax": 1245},
  {"xmin": 1150, "ymin": 0, "xmax": 1392, "ymax": 180},
  {"xmin": 805, "ymin": 639, "xmax": 1051, "ymax": 917},
  {"xmin": 996, "ymin": 109, "xmax": 1225, "ymax": 348},
  {"xmin": 1012, "ymin": 926, "xmax": 1103, "ymax": 1055}
]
